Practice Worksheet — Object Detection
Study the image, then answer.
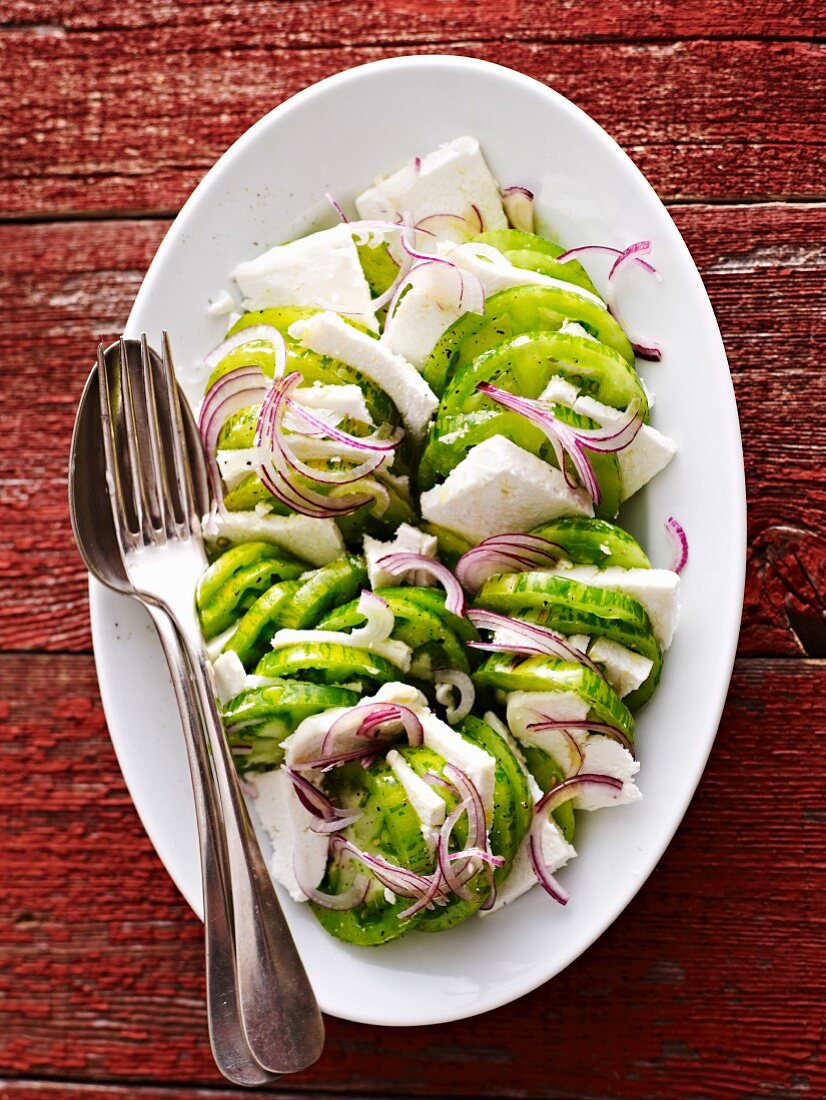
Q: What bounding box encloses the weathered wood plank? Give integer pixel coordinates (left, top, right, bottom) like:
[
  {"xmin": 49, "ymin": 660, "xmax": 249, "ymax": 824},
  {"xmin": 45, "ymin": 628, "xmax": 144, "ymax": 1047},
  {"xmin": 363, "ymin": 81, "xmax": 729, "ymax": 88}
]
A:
[
  {"xmin": 1, "ymin": 204, "xmax": 824, "ymax": 655},
  {"xmin": 0, "ymin": 35, "xmax": 823, "ymax": 217},
  {"xmin": 0, "ymin": 653, "xmax": 823, "ymax": 1098},
  {"xmin": 0, "ymin": 1086, "xmax": 391, "ymax": 1100},
  {"xmin": 3, "ymin": 0, "xmax": 821, "ymax": 42}
]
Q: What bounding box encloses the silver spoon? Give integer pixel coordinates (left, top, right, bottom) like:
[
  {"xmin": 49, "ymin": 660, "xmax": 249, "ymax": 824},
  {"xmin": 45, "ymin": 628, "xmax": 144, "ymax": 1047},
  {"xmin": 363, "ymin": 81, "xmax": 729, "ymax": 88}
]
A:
[{"xmin": 68, "ymin": 341, "xmax": 323, "ymax": 1083}]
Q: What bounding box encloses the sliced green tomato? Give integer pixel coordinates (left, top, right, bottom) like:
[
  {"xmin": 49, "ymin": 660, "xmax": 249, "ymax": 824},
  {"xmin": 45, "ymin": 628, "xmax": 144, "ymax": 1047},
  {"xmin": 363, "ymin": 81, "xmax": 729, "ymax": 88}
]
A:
[
  {"xmin": 223, "ymin": 579, "xmax": 303, "ymax": 668},
  {"xmin": 317, "ymin": 588, "xmax": 470, "ymax": 674},
  {"xmin": 519, "ymin": 744, "xmax": 575, "ymax": 842},
  {"xmin": 278, "ymin": 555, "xmax": 366, "ymax": 630},
  {"xmin": 421, "ymin": 403, "xmax": 621, "ymax": 519},
  {"xmin": 333, "ymin": 475, "xmax": 417, "ymax": 547},
  {"xmin": 221, "ymin": 473, "xmax": 291, "ymax": 514},
  {"xmin": 530, "ymin": 516, "xmax": 651, "ymax": 570},
  {"xmin": 471, "ymin": 230, "xmax": 598, "ymax": 295},
  {"xmin": 442, "ymin": 331, "xmax": 648, "ymax": 419},
  {"xmin": 460, "ymin": 715, "xmax": 532, "ymax": 866},
  {"xmin": 357, "ymin": 240, "xmax": 398, "ymax": 297},
  {"xmin": 254, "ymin": 642, "xmax": 400, "ymax": 685},
  {"xmin": 312, "ymin": 762, "xmax": 427, "ymax": 945},
  {"xmin": 222, "ymin": 679, "xmax": 361, "ymax": 725},
  {"xmin": 476, "ymin": 572, "xmax": 661, "ymax": 709},
  {"xmin": 418, "ymin": 718, "xmax": 529, "ymax": 933},
  {"xmin": 422, "ymin": 283, "xmax": 635, "ymax": 398},
  {"xmin": 472, "ymin": 652, "xmax": 635, "ymax": 740},
  {"xmin": 504, "ymin": 250, "xmax": 601, "ymax": 297},
  {"xmin": 196, "ymin": 542, "xmax": 305, "ymax": 639},
  {"xmin": 419, "ymin": 523, "xmax": 474, "ymax": 570}
]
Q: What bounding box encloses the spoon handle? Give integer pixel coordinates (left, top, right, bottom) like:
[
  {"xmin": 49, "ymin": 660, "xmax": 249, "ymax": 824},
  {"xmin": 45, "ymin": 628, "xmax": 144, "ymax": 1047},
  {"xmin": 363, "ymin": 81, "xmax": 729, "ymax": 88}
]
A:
[
  {"xmin": 174, "ymin": 626, "xmax": 325, "ymax": 1075},
  {"xmin": 146, "ymin": 607, "xmax": 279, "ymax": 1086}
]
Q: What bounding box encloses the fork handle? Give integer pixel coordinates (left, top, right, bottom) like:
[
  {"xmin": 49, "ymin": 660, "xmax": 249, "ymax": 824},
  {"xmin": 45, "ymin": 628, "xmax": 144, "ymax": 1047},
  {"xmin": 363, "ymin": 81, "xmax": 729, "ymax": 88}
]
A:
[
  {"xmin": 178, "ymin": 634, "xmax": 325, "ymax": 1075},
  {"xmin": 146, "ymin": 607, "xmax": 279, "ymax": 1086}
]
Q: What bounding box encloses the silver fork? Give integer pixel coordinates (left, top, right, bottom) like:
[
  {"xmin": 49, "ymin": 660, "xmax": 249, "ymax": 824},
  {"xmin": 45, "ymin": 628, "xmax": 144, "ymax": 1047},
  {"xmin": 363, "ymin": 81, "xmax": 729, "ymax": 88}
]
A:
[{"xmin": 97, "ymin": 334, "xmax": 324, "ymax": 1077}]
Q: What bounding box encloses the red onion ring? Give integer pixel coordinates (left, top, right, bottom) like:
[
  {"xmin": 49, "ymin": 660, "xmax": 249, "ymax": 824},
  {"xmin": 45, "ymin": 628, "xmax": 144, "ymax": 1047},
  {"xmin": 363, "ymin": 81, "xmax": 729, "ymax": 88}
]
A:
[
  {"xmin": 203, "ymin": 325, "xmax": 288, "ymax": 375},
  {"xmin": 467, "ymin": 609, "xmax": 605, "ymax": 679},
  {"xmin": 325, "ymin": 191, "xmax": 348, "ymax": 223},
  {"xmin": 665, "ymin": 515, "xmax": 689, "ymax": 574},
  {"xmin": 294, "ymin": 860, "xmax": 370, "ymax": 910},
  {"xmin": 198, "ymin": 365, "xmax": 269, "ymax": 499},
  {"xmin": 320, "ymin": 701, "xmax": 423, "ymax": 757},
  {"xmin": 375, "ymin": 553, "xmax": 466, "ymax": 616},
  {"xmin": 477, "ymin": 382, "xmax": 644, "ymax": 506},
  {"xmin": 526, "ymin": 717, "xmax": 635, "ymax": 758},
  {"xmin": 456, "ymin": 533, "xmax": 568, "ymax": 592}
]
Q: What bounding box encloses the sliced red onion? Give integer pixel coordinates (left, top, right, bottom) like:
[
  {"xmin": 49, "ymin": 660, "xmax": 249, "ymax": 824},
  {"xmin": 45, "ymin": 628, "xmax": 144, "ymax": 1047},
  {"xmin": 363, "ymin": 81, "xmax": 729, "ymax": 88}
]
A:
[
  {"xmin": 282, "ymin": 765, "xmax": 355, "ymax": 824},
  {"xmin": 414, "ymin": 212, "xmax": 471, "ymax": 237},
  {"xmin": 443, "ymin": 763, "xmax": 487, "ymax": 850},
  {"xmin": 309, "ymin": 810, "xmax": 363, "ymax": 835},
  {"xmin": 526, "ymin": 716, "xmax": 634, "ymax": 757},
  {"xmin": 332, "ymin": 836, "xmax": 435, "ymax": 900},
  {"xmin": 449, "ymin": 847, "xmax": 505, "ymax": 869},
  {"xmin": 397, "ymin": 861, "xmax": 446, "ymax": 921},
  {"xmin": 502, "ymin": 186, "xmax": 535, "ymax": 233},
  {"xmin": 536, "ymin": 773, "xmax": 623, "ymax": 817},
  {"xmin": 433, "ymin": 669, "xmax": 475, "ymax": 724},
  {"xmin": 477, "ymin": 382, "xmax": 644, "ymax": 505},
  {"xmin": 320, "ymin": 701, "xmax": 423, "ymax": 757},
  {"xmin": 325, "ymin": 191, "xmax": 348, "ymax": 223},
  {"xmin": 294, "ymin": 861, "xmax": 370, "ymax": 910},
  {"xmin": 556, "ymin": 243, "xmax": 657, "ymax": 277},
  {"xmin": 665, "ymin": 515, "xmax": 689, "ymax": 574},
  {"xmin": 470, "ymin": 204, "xmax": 484, "ymax": 233},
  {"xmin": 198, "ymin": 365, "xmax": 269, "ymax": 499},
  {"xmin": 467, "ymin": 610, "xmax": 605, "ymax": 679},
  {"xmin": 529, "ymin": 774, "xmax": 621, "ymax": 904},
  {"xmin": 203, "ymin": 325, "xmax": 288, "ymax": 375},
  {"xmin": 413, "ymin": 156, "xmax": 422, "ymax": 173},
  {"xmin": 437, "ymin": 800, "xmax": 477, "ymax": 901},
  {"xmin": 262, "ymin": 373, "xmax": 385, "ymax": 487},
  {"xmin": 456, "ymin": 533, "xmax": 568, "ymax": 592},
  {"xmin": 376, "ymin": 553, "xmax": 466, "ymax": 616},
  {"xmin": 289, "ymin": 402, "xmax": 403, "ymax": 453},
  {"xmin": 528, "ymin": 832, "xmax": 569, "ymax": 905},
  {"xmin": 255, "ymin": 373, "xmax": 378, "ymax": 517}
]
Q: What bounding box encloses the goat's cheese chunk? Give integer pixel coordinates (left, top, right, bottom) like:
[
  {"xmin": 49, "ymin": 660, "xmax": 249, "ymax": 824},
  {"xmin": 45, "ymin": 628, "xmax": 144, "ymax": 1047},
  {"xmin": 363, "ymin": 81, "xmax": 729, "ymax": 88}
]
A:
[
  {"xmin": 381, "ymin": 261, "xmax": 471, "ymax": 368},
  {"xmin": 203, "ymin": 509, "xmax": 344, "ymax": 566},
  {"xmin": 364, "ymin": 522, "xmax": 439, "ymax": 589},
  {"xmin": 484, "ymin": 815, "xmax": 577, "ymax": 914},
  {"xmin": 293, "ymin": 382, "xmax": 372, "ymax": 425},
  {"xmin": 386, "ymin": 748, "xmax": 446, "ymax": 852},
  {"xmin": 232, "ymin": 224, "xmax": 377, "ymax": 331},
  {"xmin": 289, "ymin": 312, "xmax": 437, "ymax": 439},
  {"xmin": 507, "ymin": 691, "xmax": 640, "ymax": 809},
  {"xmin": 284, "ymin": 681, "xmax": 428, "ymax": 767},
  {"xmin": 538, "ymin": 379, "xmax": 677, "ymax": 501},
  {"xmin": 355, "ymin": 136, "xmax": 507, "ymax": 247},
  {"xmin": 575, "ymin": 395, "xmax": 676, "ymax": 500},
  {"xmin": 420, "ymin": 435, "xmax": 593, "ymax": 544},
  {"xmin": 420, "ymin": 713, "xmax": 497, "ymax": 819},
  {"xmin": 444, "ymin": 241, "xmax": 605, "ymax": 307},
  {"xmin": 588, "ymin": 637, "xmax": 653, "ymax": 698},
  {"xmin": 250, "ymin": 769, "xmax": 329, "ymax": 902},
  {"xmin": 552, "ymin": 565, "xmax": 680, "ymax": 649},
  {"xmin": 212, "ymin": 651, "xmax": 249, "ymax": 705}
]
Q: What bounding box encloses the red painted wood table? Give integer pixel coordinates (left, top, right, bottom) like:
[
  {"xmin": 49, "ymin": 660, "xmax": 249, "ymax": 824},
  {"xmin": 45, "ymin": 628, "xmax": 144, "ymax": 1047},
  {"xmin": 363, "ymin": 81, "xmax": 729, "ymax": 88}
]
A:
[{"xmin": 1, "ymin": 4, "xmax": 823, "ymax": 1098}]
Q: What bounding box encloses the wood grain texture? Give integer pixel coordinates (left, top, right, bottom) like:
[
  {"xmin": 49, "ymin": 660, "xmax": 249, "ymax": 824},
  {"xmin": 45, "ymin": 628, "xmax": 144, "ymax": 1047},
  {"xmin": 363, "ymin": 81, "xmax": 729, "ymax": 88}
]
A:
[
  {"xmin": 1, "ymin": 203, "xmax": 824, "ymax": 655},
  {"xmin": 0, "ymin": 653, "xmax": 823, "ymax": 1098},
  {"xmin": 3, "ymin": 0, "xmax": 822, "ymax": 41},
  {"xmin": 0, "ymin": 33, "xmax": 823, "ymax": 218}
]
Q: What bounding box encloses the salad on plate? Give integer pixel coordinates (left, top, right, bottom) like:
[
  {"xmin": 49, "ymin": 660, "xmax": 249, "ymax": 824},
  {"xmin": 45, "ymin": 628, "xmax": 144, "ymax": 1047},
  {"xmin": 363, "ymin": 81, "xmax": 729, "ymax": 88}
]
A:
[{"xmin": 191, "ymin": 136, "xmax": 687, "ymax": 946}]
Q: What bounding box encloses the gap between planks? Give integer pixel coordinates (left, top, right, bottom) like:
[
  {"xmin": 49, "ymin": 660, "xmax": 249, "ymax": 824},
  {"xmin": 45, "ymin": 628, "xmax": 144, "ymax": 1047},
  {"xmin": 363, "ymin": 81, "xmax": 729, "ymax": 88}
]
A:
[{"xmin": 1, "ymin": 197, "xmax": 824, "ymax": 228}]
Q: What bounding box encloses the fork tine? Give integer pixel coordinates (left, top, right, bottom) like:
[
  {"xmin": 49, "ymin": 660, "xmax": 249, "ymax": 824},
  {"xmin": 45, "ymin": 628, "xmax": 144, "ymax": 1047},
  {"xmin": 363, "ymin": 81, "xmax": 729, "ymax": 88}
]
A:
[
  {"xmin": 97, "ymin": 343, "xmax": 135, "ymax": 554},
  {"xmin": 159, "ymin": 330, "xmax": 199, "ymax": 533},
  {"xmin": 119, "ymin": 336, "xmax": 149, "ymax": 539},
  {"xmin": 140, "ymin": 333, "xmax": 169, "ymax": 541}
]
